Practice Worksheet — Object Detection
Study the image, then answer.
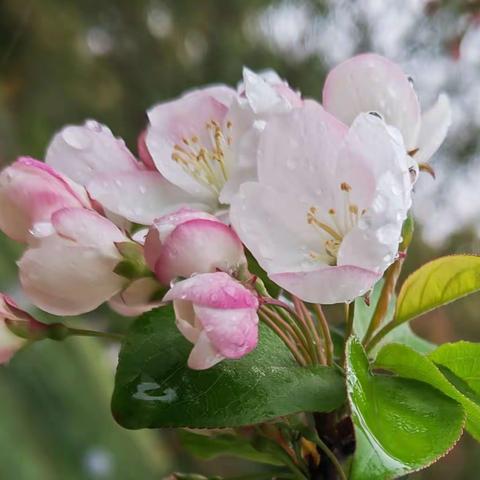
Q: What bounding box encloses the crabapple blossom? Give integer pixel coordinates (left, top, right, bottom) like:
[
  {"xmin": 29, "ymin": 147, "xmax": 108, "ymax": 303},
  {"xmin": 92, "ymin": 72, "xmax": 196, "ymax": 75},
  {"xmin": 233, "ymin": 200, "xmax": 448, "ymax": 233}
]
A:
[
  {"xmin": 0, "ymin": 294, "xmax": 49, "ymax": 364},
  {"xmin": 0, "ymin": 157, "xmax": 90, "ymax": 243},
  {"xmin": 230, "ymin": 100, "xmax": 412, "ymax": 304},
  {"xmin": 18, "ymin": 208, "xmax": 130, "ymax": 316},
  {"xmin": 163, "ymin": 272, "xmax": 259, "ymax": 370},
  {"xmin": 323, "ymin": 53, "xmax": 451, "ymax": 166},
  {"xmin": 144, "ymin": 208, "xmax": 246, "ymax": 285},
  {"xmin": 131, "ymin": 69, "xmax": 302, "ymax": 221}
]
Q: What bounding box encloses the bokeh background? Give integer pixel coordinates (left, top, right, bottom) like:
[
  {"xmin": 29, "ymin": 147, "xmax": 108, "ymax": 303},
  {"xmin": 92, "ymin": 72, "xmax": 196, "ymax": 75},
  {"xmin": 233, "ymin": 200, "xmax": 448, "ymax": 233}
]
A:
[{"xmin": 1, "ymin": 0, "xmax": 480, "ymax": 478}]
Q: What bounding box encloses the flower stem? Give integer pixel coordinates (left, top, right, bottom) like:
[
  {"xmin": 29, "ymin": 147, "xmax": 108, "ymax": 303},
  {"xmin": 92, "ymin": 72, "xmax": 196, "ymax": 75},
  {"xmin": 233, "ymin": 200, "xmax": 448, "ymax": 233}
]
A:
[
  {"xmin": 67, "ymin": 328, "xmax": 124, "ymax": 341},
  {"xmin": 313, "ymin": 437, "xmax": 347, "ymax": 480},
  {"xmin": 344, "ymin": 302, "xmax": 354, "ymax": 340},
  {"xmin": 293, "ymin": 297, "xmax": 325, "ymax": 365},
  {"xmin": 312, "ymin": 304, "xmax": 334, "ymax": 366},
  {"xmin": 362, "ymin": 256, "xmax": 404, "ymax": 346},
  {"xmin": 263, "ymin": 306, "xmax": 314, "ymax": 364},
  {"xmin": 259, "ymin": 310, "xmax": 307, "ymax": 366},
  {"xmin": 365, "ymin": 320, "xmax": 397, "ymax": 353}
]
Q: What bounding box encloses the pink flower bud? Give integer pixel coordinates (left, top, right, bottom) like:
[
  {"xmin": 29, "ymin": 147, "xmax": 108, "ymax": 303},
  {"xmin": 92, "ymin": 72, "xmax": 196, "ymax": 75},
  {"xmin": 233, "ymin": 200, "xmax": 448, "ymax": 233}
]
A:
[
  {"xmin": 0, "ymin": 157, "xmax": 90, "ymax": 243},
  {"xmin": 18, "ymin": 208, "xmax": 128, "ymax": 315},
  {"xmin": 144, "ymin": 208, "xmax": 246, "ymax": 285},
  {"xmin": 163, "ymin": 272, "xmax": 259, "ymax": 370},
  {"xmin": 0, "ymin": 294, "xmax": 48, "ymax": 364}
]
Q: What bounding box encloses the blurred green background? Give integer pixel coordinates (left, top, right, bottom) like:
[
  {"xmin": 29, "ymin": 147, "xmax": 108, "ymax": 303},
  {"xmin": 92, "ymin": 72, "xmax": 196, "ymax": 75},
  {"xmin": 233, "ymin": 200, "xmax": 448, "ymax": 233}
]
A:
[{"xmin": 1, "ymin": 0, "xmax": 480, "ymax": 478}]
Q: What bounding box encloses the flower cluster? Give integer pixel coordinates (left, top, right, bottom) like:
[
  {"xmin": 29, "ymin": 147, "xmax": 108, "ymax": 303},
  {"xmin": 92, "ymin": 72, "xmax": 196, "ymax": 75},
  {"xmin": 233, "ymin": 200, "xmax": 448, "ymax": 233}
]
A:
[{"xmin": 0, "ymin": 54, "xmax": 449, "ymax": 369}]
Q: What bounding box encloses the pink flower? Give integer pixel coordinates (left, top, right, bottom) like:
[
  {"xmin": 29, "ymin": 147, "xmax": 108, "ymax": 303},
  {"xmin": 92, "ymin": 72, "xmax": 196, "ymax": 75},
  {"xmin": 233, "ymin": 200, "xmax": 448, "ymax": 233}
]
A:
[
  {"xmin": 230, "ymin": 100, "xmax": 412, "ymax": 304},
  {"xmin": 144, "ymin": 208, "xmax": 246, "ymax": 285},
  {"xmin": 323, "ymin": 53, "xmax": 451, "ymax": 165},
  {"xmin": 18, "ymin": 208, "xmax": 129, "ymax": 315},
  {"xmin": 87, "ymin": 70, "xmax": 301, "ymax": 225},
  {"xmin": 0, "ymin": 157, "xmax": 90, "ymax": 243},
  {"xmin": 0, "ymin": 294, "xmax": 48, "ymax": 364},
  {"xmin": 164, "ymin": 272, "xmax": 259, "ymax": 370}
]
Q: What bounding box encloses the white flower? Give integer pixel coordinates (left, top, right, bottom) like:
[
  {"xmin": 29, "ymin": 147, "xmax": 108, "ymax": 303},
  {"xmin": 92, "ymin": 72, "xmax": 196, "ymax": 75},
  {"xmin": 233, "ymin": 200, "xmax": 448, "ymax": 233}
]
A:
[
  {"xmin": 323, "ymin": 53, "xmax": 451, "ymax": 165},
  {"xmin": 230, "ymin": 100, "xmax": 412, "ymax": 304}
]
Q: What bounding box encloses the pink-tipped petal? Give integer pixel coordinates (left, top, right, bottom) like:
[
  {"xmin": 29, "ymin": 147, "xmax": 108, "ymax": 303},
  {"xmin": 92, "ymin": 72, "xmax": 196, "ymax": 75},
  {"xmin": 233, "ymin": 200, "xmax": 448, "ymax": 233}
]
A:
[
  {"xmin": 144, "ymin": 209, "xmax": 225, "ymax": 271},
  {"xmin": 152, "ymin": 219, "xmax": 245, "ymax": 285},
  {"xmin": 52, "ymin": 208, "xmax": 127, "ymax": 249},
  {"xmin": 194, "ymin": 305, "xmax": 258, "ymax": 359},
  {"xmin": 146, "ymin": 88, "xmax": 233, "ymax": 200},
  {"xmin": 46, "ymin": 120, "xmax": 139, "ymax": 185},
  {"xmin": 0, "ymin": 157, "xmax": 89, "ymax": 243},
  {"xmin": 415, "ymin": 94, "xmax": 451, "ymax": 164},
  {"xmin": 323, "ymin": 53, "xmax": 421, "ymax": 150},
  {"xmin": 187, "ymin": 330, "xmax": 225, "ymax": 370},
  {"xmin": 137, "ymin": 129, "xmax": 156, "ymax": 170},
  {"xmin": 19, "ymin": 236, "xmax": 126, "ymax": 316},
  {"xmin": 88, "ymin": 170, "xmax": 207, "ymax": 225},
  {"xmin": 271, "ymin": 266, "xmax": 380, "ymax": 305},
  {"xmin": 164, "ymin": 272, "xmax": 258, "ymax": 310}
]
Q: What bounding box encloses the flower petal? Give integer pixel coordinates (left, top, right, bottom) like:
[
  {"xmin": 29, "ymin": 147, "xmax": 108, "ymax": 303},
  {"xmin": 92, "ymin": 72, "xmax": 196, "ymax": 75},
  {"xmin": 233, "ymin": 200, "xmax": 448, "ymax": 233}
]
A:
[
  {"xmin": 230, "ymin": 182, "xmax": 320, "ymax": 274},
  {"xmin": 257, "ymin": 99, "xmax": 348, "ymax": 196},
  {"xmin": 194, "ymin": 305, "xmax": 258, "ymax": 359},
  {"xmin": 19, "ymin": 236, "xmax": 125, "ymax": 315},
  {"xmin": 323, "ymin": 53, "xmax": 421, "ymax": 149},
  {"xmin": 415, "ymin": 94, "xmax": 451, "ymax": 164},
  {"xmin": 51, "ymin": 207, "xmax": 127, "ymax": 250},
  {"xmin": 151, "ymin": 219, "xmax": 245, "ymax": 285},
  {"xmin": 187, "ymin": 330, "xmax": 225, "ymax": 370},
  {"xmin": 46, "ymin": 120, "xmax": 139, "ymax": 186},
  {"xmin": 146, "ymin": 87, "xmax": 234, "ymax": 201},
  {"xmin": 335, "ymin": 114, "xmax": 412, "ymax": 272},
  {"xmin": 109, "ymin": 277, "xmax": 164, "ymax": 317},
  {"xmin": 241, "ymin": 67, "xmax": 299, "ymax": 114},
  {"xmin": 271, "ymin": 266, "xmax": 380, "ymax": 304},
  {"xmin": 164, "ymin": 272, "xmax": 258, "ymax": 310},
  {"xmin": 0, "ymin": 157, "xmax": 89, "ymax": 243},
  {"xmin": 88, "ymin": 170, "xmax": 208, "ymax": 224}
]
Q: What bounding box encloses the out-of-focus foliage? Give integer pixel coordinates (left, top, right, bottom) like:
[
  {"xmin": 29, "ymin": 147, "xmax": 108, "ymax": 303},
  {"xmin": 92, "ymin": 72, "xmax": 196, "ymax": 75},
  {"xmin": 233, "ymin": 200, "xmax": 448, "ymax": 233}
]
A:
[{"xmin": 1, "ymin": 0, "xmax": 480, "ymax": 478}]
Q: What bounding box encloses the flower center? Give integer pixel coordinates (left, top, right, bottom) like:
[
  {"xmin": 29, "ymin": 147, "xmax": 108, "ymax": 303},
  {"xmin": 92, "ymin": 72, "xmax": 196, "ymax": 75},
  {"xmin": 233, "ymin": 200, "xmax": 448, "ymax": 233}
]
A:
[
  {"xmin": 171, "ymin": 120, "xmax": 233, "ymax": 195},
  {"xmin": 306, "ymin": 182, "xmax": 366, "ymax": 265}
]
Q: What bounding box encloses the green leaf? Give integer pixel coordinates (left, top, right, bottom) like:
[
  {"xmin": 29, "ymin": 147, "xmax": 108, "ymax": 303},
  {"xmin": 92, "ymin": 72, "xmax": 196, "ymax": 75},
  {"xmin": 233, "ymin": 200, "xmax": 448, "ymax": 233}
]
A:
[
  {"xmin": 179, "ymin": 430, "xmax": 283, "ymax": 466},
  {"xmin": 395, "ymin": 255, "xmax": 480, "ymax": 325},
  {"xmin": 429, "ymin": 342, "xmax": 480, "ymax": 395},
  {"xmin": 112, "ymin": 305, "xmax": 346, "ymax": 429},
  {"xmin": 375, "ymin": 343, "xmax": 480, "ymax": 440},
  {"xmin": 346, "ymin": 337, "xmax": 465, "ymax": 480},
  {"xmin": 354, "ymin": 281, "xmax": 433, "ymax": 356}
]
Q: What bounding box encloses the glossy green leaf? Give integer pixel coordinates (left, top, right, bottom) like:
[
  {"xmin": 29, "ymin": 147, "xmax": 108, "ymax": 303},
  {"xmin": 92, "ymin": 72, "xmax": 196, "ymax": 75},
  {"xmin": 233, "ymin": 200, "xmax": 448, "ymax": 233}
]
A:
[
  {"xmin": 395, "ymin": 255, "xmax": 480, "ymax": 325},
  {"xmin": 375, "ymin": 343, "xmax": 480, "ymax": 440},
  {"xmin": 429, "ymin": 342, "xmax": 480, "ymax": 395},
  {"xmin": 112, "ymin": 305, "xmax": 346, "ymax": 429},
  {"xmin": 346, "ymin": 337, "xmax": 465, "ymax": 480},
  {"xmin": 178, "ymin": 430, "xmax": 283, "ymax": 466},
  {"xmin": 354, "ymin": 281, "xmax": 433, "ymax": 355}
]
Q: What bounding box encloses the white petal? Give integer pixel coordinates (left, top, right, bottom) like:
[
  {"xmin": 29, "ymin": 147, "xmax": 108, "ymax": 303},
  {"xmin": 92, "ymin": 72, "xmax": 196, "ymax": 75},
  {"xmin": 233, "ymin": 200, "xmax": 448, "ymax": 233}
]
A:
[
  {"xmin": 46, "ymin": 120, "xmax": 139, "ymax": 186},
  {"xmin": 257, "ymin": 99, "xmax": 348, "ymax": 199},
  {"xmin": 230, "ymin": 182, "xmax": 320, "ymax": 274},
  {"xmin": 271, "ymin": 266, "xmax": 379, "ymax": 304},
  {"xmin": 88, "ymin": 170, "xmax": 209, "ymax": 224},
  {"xmin": 323, "ymin": 53, "xmax": 421, "ymax": 150},
  {"xmin": 415, "ymin": 94, "xmax": 451, "ymax": 164},
  {"xmin": 188, "ymin": 330, "xmax": 224, "ymax": 370},
  {"xmin": 18, "ymin": 236, "xmax": 125, "ymax": 315}
]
